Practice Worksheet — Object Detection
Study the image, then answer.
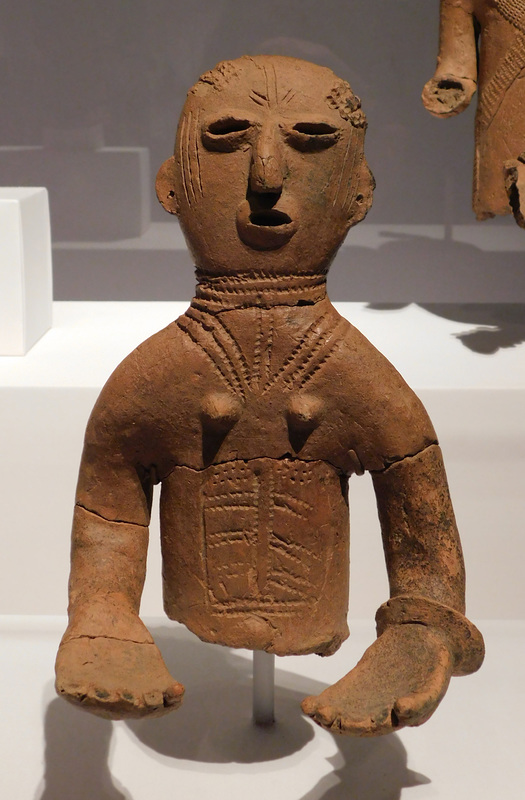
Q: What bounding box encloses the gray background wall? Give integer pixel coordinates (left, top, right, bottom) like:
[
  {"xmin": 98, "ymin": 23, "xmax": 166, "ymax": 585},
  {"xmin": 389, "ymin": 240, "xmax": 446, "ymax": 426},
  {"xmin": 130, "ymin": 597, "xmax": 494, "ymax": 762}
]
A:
[{"xmin": 1, "ymin": 0, "xmax": 524, "ymax": 306}]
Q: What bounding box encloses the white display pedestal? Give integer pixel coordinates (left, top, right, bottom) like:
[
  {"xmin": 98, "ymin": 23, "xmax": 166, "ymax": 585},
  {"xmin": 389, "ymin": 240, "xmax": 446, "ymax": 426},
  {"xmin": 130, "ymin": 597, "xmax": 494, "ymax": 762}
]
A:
[
  {"xmin": 0, "ymin": 301, "xmax": 523, "ymax": 798},
  {"xmin": 0, "ymin": 188, "xmax": 52, "ymax": 355}
]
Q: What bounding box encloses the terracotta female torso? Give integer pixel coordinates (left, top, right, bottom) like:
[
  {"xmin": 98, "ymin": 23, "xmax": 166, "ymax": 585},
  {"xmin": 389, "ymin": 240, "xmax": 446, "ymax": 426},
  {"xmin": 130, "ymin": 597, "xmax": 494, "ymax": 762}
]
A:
[
  {"xmin": 160, "ymin": 295, "xmax": 434, "ymax": 655},
  {"xmin": 57, "ymin": 55, "xmax": 483, "ymax": 736},
  {"xmin": 79, "ymin": 289, "xmax": 434, "ymax": 657}
]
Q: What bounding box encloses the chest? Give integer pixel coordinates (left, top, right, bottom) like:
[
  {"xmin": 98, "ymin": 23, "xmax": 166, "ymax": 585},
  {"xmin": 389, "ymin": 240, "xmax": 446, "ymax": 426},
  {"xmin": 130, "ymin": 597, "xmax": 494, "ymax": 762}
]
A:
[{"xmin": 166, "ymin": 303, "xmax": 360, "ymax": 471}]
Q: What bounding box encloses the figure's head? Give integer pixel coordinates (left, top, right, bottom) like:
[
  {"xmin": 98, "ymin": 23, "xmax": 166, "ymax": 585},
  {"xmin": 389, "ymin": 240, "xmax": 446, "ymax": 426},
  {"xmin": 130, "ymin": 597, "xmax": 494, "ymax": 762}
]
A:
[{"xmin": 157, "ymin": 55, "xmax": 374, "ymax": 276}]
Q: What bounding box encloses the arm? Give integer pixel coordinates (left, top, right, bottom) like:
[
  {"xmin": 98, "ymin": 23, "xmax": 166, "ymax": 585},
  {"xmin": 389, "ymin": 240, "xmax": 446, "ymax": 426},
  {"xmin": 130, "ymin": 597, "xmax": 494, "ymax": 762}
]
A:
[
  {"xmin": 56, "ymin": 357, "xmax": 184, "ymax": 719},
  {"xmin": 372, "ymin": 443, "xmax": 465, "ymax": 612},
  {"xmin": 372, "ymin": 442, "xmax": 484, "ymax": 676},
  {"xmin": 67, "ymin": 403, "xmax": 153, "ymax": 629},
  {"xmin": 303, "ymin": 438, "xmax": 483, "ymax": 736},
  {"xmin": 422, "ymin": 0, "xmax": 478, "ymax": 118}
]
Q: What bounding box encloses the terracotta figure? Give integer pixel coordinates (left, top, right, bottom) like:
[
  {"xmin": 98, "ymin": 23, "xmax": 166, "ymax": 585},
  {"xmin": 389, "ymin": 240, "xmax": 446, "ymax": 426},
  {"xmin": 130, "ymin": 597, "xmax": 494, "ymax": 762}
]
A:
[
  {"xmin": 422, "ymin": 0, "xmax": 525, "ymax": 227},
  {"xmin": 55, "ymin": 55, "xmax": 484, "ymax": 736}
]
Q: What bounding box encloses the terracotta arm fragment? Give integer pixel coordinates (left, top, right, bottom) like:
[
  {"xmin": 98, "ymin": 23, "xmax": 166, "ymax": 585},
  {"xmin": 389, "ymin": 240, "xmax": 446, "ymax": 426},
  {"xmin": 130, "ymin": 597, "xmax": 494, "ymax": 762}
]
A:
[
  {"xmin": 65, "ymin": 504, "xmax": 150, "ymax": 631},
  {"xmin": 422, "ymin": 0, "xmax": 478, "ymax": 118},
  {"xmin": 55, "ymin": 448, "xmax": 184, "ymax": 719},
  {"xmin": 65, "ymin": 428, "xmax": 155, "ymax": 617},
  {"xmin": 371, "ymin": 442, "xmax": 484, "ymax": 675},
  {"xmin": 302, "ymin": 442, "xmax": 483, "ymax": 735}
]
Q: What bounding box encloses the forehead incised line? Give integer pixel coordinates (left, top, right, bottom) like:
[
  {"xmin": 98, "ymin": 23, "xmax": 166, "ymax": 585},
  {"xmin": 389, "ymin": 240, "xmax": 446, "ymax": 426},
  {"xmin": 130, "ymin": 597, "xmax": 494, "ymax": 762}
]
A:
[
  {"xmin": 266, "ymin": 64, "xmax": 279, "ymax": 107},
  {"xmin": 247, "ymin": 64, "xmax": 289, "ymax": 110},
  {"xmin": 192, "ymin": 60, "xmax": 366, "ymax": 129},
  {"xmin": 249, "ymin": 90, "xmax": 268, "ymax": 107},
  {"xmin": 280, "ymin": 88, "xmax": 296, "ymax": 106}
]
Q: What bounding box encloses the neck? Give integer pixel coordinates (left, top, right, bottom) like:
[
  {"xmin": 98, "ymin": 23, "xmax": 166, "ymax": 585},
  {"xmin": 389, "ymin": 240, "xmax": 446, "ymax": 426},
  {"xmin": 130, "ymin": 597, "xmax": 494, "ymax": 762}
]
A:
[{"xmin": 192, "ymin": 269, "xmax": 327, "ymax": 312}]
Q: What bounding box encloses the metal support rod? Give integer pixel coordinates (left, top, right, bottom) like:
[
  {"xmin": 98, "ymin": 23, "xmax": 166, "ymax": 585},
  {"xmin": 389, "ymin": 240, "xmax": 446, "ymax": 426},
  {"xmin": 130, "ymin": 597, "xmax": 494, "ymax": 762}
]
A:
[{"xmin": 252, "ymin": 650, "xmax": 275, "ymax": 725}]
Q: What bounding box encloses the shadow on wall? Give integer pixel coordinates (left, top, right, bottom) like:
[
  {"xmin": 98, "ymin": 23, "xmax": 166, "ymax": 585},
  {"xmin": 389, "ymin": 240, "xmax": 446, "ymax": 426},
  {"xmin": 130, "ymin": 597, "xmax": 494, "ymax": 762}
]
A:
[
  {"xmin": 367, "ymin": 302, "xmax": 525, "ymax": 355},
  {"xmin": 36, "ymin": 626, "xmax": 429, "ymax": 800},
  {"xmin": 329, "ymin": 229, "xmax": 525, "ymax": 305}
]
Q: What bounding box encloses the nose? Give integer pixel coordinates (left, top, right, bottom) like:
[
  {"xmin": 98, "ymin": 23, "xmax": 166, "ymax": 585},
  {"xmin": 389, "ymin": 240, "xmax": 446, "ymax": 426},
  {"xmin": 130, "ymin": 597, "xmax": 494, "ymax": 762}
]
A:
[{"xmin": 249, "ymin": 124, "xmax": 285, "ymax": 194}]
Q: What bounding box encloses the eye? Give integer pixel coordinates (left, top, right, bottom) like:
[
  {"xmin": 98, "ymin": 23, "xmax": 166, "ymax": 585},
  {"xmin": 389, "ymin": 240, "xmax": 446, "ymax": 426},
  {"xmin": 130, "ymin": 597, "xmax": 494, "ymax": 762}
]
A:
[
  {"xmin": 294, "ymin": 122, "xmax": 338, "ymax": 135},
  {"xmin": 202, "ymin": 117, "xmax": 252, "ymax": 151},
  {"xmin": 286, "ymin": 122, "xmax": 340, "ymax": 152},
  {"xmin": 208, "ymin": 118, "xmax": 250, "ymax": 135}
]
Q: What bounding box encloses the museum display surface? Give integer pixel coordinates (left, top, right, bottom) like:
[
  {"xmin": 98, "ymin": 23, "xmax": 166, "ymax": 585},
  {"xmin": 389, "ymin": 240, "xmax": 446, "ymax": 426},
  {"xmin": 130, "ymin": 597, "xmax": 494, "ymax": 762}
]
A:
[
  {"xmin": 422, "ymin": 0, "xmax": 525, "ymax": 228},
  {"xmin": 1, "ymin": 3, "xmax": 523, "ymax": 798}
]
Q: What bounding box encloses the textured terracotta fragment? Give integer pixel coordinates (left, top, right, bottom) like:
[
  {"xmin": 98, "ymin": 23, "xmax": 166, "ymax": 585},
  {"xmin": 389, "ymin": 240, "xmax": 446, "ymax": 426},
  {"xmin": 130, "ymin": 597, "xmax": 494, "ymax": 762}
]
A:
[
  {"xmin": 56, "ymin": 55, "xmax": 484, "ymax": 734},
  {"xmin": 422, "ymin": 0, "xmax": 525, "ymax": 226}
]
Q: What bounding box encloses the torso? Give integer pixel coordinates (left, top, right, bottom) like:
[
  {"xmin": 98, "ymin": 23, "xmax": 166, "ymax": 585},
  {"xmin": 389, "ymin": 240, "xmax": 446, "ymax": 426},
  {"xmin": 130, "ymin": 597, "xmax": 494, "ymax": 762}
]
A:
[{"xmin": 92, "ymin": 296, "xmax": 434, "ymax": 655}]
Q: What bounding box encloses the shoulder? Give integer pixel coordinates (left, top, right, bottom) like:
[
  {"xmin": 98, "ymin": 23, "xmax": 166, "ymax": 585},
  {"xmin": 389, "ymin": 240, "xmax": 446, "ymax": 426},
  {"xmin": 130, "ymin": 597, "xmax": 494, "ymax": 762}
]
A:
[
  {"xmin": 84, "ymin": 317, "xmax": 189, "ymax": 442},
  {"xmin": 326, "ymin": 313, "xmax": 438, "ymax": 470}
]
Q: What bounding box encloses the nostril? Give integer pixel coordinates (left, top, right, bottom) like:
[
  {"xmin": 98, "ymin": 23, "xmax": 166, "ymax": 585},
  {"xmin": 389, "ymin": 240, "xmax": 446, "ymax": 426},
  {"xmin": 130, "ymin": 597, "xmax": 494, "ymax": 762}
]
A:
[
  {"xmin": 246, "ymin": 187, "xmax": 282, "ymax": 209},
  {"xmin": 259, "ymin": 191, "xmax": 281, "ymax": 207}
]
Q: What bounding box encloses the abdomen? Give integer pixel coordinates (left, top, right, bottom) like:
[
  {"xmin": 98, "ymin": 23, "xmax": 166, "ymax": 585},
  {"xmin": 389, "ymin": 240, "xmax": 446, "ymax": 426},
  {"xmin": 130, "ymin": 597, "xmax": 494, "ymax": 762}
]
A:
[{"xmin": 160, "ymin": 457, "xmax": 350, "ymax": 656}]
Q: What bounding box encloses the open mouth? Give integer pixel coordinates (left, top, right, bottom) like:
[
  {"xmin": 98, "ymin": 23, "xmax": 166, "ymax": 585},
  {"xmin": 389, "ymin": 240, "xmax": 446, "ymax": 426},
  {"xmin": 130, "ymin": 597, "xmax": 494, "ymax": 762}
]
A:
[
  {"xmin": 237, "ymin": 201, "xmax": 297, "ymax": 250},
  {"xmin": 249, "ymin": 209, "xmax": 292, "ymax": 227}
]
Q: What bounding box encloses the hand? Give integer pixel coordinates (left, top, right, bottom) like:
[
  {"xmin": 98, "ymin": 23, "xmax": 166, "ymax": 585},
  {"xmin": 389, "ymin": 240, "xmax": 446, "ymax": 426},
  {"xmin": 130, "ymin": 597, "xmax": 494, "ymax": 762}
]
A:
[
  {"xmin": 55, "ymin": 635, "xmax": 184, "ymax": 719},
  {"xmin": 422, "ymin": 74, "xmax": 476, "ymax": 118},
  {"xmin": 55, "ymin": 596, "xmax": 184, "ymax": 719},
  {"xmin": 302, "ymin": 624, "xmax": 453, "ymax": 736}
]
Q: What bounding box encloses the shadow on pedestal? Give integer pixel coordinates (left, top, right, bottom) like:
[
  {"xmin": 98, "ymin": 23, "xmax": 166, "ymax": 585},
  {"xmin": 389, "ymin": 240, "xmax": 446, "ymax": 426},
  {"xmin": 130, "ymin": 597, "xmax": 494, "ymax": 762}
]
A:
[
  {"xmin": 36, "ymin": 625, "xmax": 430, "ymax": 800},
  {"xmin": 36, "ymin": 696, "xmax": 131, "ymax": 800}
]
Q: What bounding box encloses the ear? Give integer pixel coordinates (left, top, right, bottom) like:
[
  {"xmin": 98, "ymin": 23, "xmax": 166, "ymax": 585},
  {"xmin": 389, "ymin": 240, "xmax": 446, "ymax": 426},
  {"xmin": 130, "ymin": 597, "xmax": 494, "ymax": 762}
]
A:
[
  {"xmin": 348, "ymin": 160, "xmax": 375, "ymax": 227},
  {"xmin": 155, "ymin": 156, "xmax": 179, "ymax": 215}
]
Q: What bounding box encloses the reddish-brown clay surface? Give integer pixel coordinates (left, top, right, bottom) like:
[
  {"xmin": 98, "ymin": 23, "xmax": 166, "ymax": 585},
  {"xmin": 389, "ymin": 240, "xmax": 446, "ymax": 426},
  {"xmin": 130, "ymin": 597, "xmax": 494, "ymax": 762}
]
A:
[
  {"xmin": 56, "ymin": 55, "xmax": 484, "ymax": 735},
  {"xmin": 422, "ymin": 0, "xmax": 525, "ymax": 226}
]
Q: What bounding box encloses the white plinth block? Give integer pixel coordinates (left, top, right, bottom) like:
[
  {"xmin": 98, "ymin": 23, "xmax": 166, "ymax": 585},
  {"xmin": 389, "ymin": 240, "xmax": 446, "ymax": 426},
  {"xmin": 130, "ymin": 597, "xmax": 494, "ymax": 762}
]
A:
[{"xmin": 0, "ymin": 187, "xmax": 52, "ymax": 355}]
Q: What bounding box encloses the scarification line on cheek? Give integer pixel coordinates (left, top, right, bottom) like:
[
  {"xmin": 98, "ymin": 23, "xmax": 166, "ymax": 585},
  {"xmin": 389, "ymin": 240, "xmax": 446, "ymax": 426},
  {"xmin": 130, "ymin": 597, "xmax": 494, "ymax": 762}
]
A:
[
  {"xmin": 193, "ymin": 110, "xmax": 203, "ymax": 196},
  {"xmin": 179, "ymin": 114, "xmax": 192, "ymax": 207},
  {"xmin": 343, "ymin": 132, "xmax": 360, "ymax": 213},
  {"xmin": 281, "ymin": 88, "xmax": 296, "ymax": 106},
  {"xmin": 346, "ymin": 128, "xmax": 366, "ymax": 213},
  {"xmin": 332, "ymin": 133, "xmax": 353, "ymax": 207},
  {"xmin": 326, "ymin": 151, "xmax": 340, "ymax": 204},
  {"xmin": 185, "ymin": 110, "xmax": 197, "ymax": 203}
]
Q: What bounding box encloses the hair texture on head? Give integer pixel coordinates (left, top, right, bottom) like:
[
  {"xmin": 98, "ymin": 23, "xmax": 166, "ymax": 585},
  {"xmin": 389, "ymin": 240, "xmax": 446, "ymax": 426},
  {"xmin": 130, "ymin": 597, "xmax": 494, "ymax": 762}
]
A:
[
  {"xmin": 194, "ymin": 59, "xmax": 240, "ymax": 92},
  {"xmin": 327, "ymin": 80, "xmax": 367, "ymax": 129}
]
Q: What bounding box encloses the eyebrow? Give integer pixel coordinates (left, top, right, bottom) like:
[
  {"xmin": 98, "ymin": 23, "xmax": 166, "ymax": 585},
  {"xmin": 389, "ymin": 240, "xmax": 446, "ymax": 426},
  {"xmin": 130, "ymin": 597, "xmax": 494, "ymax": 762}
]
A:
[
  {"xmin": 280, "ymin": 88, "xmax": 296, "ymax": 105},
  {"xmin": 249, "ymin": 90, "xmax": 268, "ymax": 107},
  {"xmin": 248, "ymin": 64, "xmax": 294, "ymax": 109}
]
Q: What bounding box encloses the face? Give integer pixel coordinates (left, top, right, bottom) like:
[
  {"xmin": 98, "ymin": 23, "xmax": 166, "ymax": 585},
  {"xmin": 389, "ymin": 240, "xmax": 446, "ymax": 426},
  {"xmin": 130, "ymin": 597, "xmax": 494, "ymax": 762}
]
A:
[{"xmin": 157, "ymin": 56, "xmax": 373, "ymax": 276}]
